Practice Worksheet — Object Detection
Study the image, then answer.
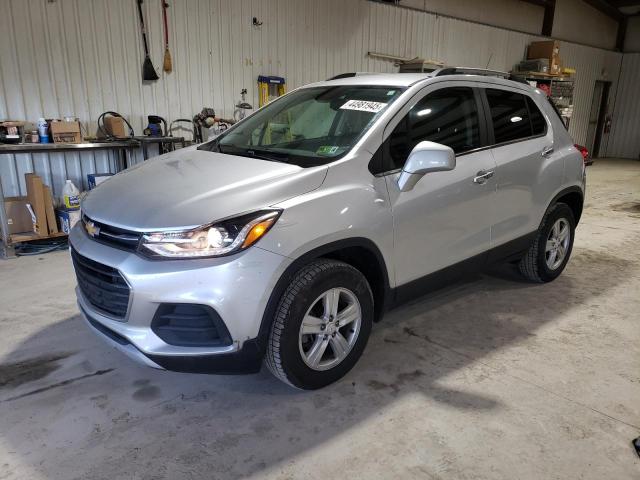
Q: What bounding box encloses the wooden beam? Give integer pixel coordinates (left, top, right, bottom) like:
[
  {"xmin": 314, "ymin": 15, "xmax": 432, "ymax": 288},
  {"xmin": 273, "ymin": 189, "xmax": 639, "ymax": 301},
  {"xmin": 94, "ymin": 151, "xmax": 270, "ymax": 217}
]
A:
[
  {"xmin": 519, "ymin": 0, "xmax": 556, "ymax": 36},
  {"xmin": 542, "ymin": 0, "xmax": 556, "ymax": 36},
  {"xmin": 607, "ymin": 0, "xmax": 640, "ymax": 8},
  {"xmin": 616, "ymin": 15, "xmax": 628, "ymax": 51},
  {"xmin": 582, "ymin": 0, "xmax": 624, "ymax": 20},
  {"xmin": 519, "ymin": 0, "xmax": 550, "ymax": 6}
]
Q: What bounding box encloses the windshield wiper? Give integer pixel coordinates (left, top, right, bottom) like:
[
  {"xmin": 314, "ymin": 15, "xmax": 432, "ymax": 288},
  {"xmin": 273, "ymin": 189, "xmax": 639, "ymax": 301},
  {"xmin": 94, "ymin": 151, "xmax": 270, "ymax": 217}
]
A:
[
  {"xmin": 197, "ymin": 139, "xmax": 220, "ymax": 152},
  {"xmin": 218, "ymin": 145, "xmax": 289, "ymax": 163}
]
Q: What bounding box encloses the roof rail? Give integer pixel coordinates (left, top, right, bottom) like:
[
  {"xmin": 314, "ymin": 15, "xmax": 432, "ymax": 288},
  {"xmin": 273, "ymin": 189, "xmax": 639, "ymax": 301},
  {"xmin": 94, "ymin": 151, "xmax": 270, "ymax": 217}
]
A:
[
  {"xmin": 434, "ymin": 67, "xmax": 510, "ymax": 78},
  {"xmin": 433, "ymin": 67, "xmax": 529, "ymax": 84},
  {"xmin": 326, "ymin": 72, "xmax": 375, "ymax": 80}
]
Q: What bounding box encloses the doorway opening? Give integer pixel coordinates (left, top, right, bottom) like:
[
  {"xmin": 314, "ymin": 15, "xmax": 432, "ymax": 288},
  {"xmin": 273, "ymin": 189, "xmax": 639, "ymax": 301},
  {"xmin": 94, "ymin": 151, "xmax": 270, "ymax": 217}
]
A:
[{"xmin": 585, "ymin": 81, "xmax": 611, "ymax": 158}]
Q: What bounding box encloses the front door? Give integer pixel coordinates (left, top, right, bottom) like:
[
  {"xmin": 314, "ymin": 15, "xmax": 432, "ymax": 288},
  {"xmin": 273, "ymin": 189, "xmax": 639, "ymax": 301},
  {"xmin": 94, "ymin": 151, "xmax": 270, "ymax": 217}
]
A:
[{"xmin": 381, "ymin": 85, "xmax": 497, "ymax": 287}]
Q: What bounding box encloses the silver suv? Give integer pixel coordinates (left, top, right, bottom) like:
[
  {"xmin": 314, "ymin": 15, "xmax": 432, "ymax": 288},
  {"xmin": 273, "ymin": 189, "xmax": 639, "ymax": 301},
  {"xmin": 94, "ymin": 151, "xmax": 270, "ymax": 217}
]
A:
[{"xmin": 71, "ymin": 69, "xmax": 585, "ymax": 389}]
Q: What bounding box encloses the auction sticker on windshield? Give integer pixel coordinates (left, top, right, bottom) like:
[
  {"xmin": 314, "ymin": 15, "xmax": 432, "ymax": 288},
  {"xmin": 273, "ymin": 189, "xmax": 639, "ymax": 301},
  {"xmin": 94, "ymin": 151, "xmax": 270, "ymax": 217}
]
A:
[{"xmin": 340, "ymin": 100, "xmax": 387, "ymax": 113}]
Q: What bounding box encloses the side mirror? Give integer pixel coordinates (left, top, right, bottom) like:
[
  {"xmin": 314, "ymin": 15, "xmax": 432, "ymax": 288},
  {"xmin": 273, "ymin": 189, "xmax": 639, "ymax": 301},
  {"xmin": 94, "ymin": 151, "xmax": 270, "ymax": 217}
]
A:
[{"xmin": 397, "ymin": 141, "xmax": 456, "ymax": 192}]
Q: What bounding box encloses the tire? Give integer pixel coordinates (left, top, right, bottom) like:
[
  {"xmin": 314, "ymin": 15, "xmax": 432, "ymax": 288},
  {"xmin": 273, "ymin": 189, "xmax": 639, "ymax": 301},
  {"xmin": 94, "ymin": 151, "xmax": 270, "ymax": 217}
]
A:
[
  {"xmin": 519, "ymin": 202, "xmax": 576, "ymax": 283},
  {"xmin": 265, "ymin": 259, "xmax": 374, "ymax": 390}
]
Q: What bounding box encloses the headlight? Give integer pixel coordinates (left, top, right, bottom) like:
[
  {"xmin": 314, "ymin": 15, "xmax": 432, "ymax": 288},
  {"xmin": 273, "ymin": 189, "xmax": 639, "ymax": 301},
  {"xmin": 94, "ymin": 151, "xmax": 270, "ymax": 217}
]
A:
[{"xmin": 140, "ymin": 210, "xmax": 281, "ymax": 258}]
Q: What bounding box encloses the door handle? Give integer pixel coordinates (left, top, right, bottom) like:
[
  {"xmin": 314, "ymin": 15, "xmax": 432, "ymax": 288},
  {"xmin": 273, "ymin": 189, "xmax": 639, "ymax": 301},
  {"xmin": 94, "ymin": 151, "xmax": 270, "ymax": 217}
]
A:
[
  {"xmin": 473, "ymin": 170, "xmax": 494, "ymax": 184},
  {"xmin": 541, "ymin": 146, "xmax": 554, "ymax": 157}
]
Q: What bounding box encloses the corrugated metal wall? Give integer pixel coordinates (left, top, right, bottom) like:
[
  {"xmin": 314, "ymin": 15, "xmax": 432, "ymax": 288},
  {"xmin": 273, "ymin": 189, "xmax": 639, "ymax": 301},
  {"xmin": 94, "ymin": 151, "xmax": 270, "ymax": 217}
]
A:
[
  {"xmin": 558, "ymin": 41, "xmax": 623, "ymax": 154},
  {"xmin": 607, "ymin": 54, "xmax": 640, "ymax": 159},
  {"xmin": 0, "ymin": 0, "xmax": 626, "ymax": 199}
]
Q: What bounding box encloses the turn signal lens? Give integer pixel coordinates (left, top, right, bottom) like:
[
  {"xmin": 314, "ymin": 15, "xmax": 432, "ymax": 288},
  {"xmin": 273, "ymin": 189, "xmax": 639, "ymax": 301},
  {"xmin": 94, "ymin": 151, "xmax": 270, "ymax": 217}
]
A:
[{"xmin": 242, "ymin": 218, "xmax": 277, "ymax": 248}]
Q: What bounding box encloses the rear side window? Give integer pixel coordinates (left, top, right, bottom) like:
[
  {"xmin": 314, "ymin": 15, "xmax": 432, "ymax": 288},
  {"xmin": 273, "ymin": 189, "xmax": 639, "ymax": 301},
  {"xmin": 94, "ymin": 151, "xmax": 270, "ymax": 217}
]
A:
[
  {"xmin": 388, "ymin": 87, "xmax": 480, "ymax": 169},
  {"xmin": 527, "ymin": 97, "xmax": 546, "ymax": 135},
  {"xmin": 547, "ymin": 96, "xmax": 568, "ymax": 129},
  {"xmin": 486, "ymin": 89, "xmax": 532, "ymax": 144}
]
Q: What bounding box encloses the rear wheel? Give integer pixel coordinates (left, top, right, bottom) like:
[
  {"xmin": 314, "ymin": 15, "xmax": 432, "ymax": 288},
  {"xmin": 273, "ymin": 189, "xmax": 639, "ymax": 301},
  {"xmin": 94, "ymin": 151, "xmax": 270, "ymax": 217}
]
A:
[
  {"xmin": 265, "ymin": 259, "xmax": 373, "ymax": 389},
  {"xmin": 519, "ymin": 202, "xmax": 575, "ymax": 282}
]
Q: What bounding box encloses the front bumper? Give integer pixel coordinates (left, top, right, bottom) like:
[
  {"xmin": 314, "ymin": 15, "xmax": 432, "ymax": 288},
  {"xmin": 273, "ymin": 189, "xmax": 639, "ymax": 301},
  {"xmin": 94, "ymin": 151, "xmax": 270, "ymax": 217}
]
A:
[
  {"xmin": 79, "ymin": 302, "xmax": 265, "ymax": 373},
  {"xmin": 70, "ymin": 222, "xmax": 291, "ymax": 373}
]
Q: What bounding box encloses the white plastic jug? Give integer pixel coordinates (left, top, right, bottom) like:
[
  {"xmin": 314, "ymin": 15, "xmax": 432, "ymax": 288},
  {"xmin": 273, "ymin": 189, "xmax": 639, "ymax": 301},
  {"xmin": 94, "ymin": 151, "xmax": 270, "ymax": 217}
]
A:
[{"xmin": 62, "ymin": 179, "xmax": 80, "ymax": 210}]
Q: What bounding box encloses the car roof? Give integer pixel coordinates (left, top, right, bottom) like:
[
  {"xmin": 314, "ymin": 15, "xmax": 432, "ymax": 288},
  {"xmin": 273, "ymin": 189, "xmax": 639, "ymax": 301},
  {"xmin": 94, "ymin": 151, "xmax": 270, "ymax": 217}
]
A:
[
  {"xmin": 304, "ymin": 71, "xmax": 537, "ymax": 93},
  {"xmin": 306, "ymin": 73, "xmax": 434, "ymax": 88}
]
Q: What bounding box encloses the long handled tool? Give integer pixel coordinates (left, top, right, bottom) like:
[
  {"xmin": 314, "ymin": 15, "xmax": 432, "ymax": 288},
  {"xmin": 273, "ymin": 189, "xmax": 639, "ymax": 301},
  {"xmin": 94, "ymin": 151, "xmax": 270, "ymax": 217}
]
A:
[
  {"xmin": 162, "ymin": 1, "xmax": 172, "ymax": 73},
  {"xmin": 136, "ymin": 0, "xmax": 159, "ymax": 81}
]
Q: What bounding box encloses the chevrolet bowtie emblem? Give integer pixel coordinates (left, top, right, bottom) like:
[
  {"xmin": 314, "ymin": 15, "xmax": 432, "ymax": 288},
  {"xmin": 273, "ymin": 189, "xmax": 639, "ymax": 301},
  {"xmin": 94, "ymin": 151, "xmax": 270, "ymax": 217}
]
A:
[{"xmin": 85, "ymin": 221, "xmax": 100, "ymax": 237}]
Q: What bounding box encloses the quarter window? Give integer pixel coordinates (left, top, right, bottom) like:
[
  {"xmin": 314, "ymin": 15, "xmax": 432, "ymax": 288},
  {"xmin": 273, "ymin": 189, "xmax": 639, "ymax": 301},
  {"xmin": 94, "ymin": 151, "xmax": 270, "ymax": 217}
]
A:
[
  {"xmin": 486, "ymin": 89, "xmax": 532, "ymax": 144},
  {"xmin": 527, "ymin": 97, "xmax": 547, "ymax": 136},
  {"xmin": 388, "ymin": 87, "xmax": 480, "ymax": 170}
]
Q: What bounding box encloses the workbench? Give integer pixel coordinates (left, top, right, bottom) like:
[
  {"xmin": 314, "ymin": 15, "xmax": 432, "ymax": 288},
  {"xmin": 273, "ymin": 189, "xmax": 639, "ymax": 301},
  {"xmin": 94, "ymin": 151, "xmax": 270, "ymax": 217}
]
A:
[
  {"xmin": 0, "ymin": 140, "xmax": 139, "ymax": 258},
  {"xmin": 133, "ymin": 136, "xmax": 189, "ymax": 160}
]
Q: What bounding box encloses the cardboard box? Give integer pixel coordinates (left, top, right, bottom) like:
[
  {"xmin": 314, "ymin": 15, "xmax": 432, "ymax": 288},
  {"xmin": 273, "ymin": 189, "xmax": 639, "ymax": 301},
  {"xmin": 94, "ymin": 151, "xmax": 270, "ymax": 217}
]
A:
[
  {"xmin": 50, "ymin": 121, "xmax": 82, "ymax": 144},
  {"xmin": 43, "ymin": 186, "xmax": 59, "ymax": 234},
  {"xmin": 4, "ymin": 197, "xmax": 32, "ymax": 234},
  {"xmin": 527, "ymin": 40, "xmax": 559, "ymax": 60},
  {"xmin": 103, "ymin": 116, "xmax": 128, "ymax": 138},
  {"xmin": 25, "ymin": 173, "xmax": 48, "ymax": 235},
  {"xmin": 527, "ymin": 41, "xmax": 561, "ymax": 74},
  {"xmin": 87, "ymin": 173, "xmax": 114, "ymax": 190},
  {"xmin": 56, "ymin": 208, "xmax": 81, "ymax": 234}
]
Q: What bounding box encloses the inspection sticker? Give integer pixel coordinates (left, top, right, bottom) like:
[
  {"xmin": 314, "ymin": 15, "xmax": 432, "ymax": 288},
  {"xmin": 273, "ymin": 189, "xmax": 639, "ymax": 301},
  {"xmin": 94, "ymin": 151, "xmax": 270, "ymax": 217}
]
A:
[
  {"xmin": 340, "ymin": 99, "xmax": 387, "ymax": 113},
  {"xmin": 317, "ymin": 145, "xmax": 340, "ymax": 155}
]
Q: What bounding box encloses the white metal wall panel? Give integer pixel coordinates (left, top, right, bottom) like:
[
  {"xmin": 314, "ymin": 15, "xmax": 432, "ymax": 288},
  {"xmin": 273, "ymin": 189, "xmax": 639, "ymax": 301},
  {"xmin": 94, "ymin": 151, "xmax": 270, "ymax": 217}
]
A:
[
  {"xmin": 553, "ymin": 0, "xmax": 618, "ymax": 50},
  {"xmin": 607, "ymin": 54, "xmax": 640, "ymax": 159},
  {"xmin": 0, "ymin": 0, "xmax": 626, "ymax": 199},
  {"xmin": 557, "ymin": 42, "xmax": 622, "ymax": 148},
  {"xmin": 435, "ymin": 16, "xmax": 531, "ymax": 71}
]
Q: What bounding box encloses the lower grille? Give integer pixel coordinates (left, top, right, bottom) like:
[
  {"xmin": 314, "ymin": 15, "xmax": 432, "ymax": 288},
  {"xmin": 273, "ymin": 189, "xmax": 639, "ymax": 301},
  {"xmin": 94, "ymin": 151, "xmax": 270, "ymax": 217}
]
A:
[
  {"xmin": 81, "ymin": 305, "xmax": 130, "ymax": 345},
  {"xmin": 71, "ymin": 248, "xmax": 130, "ymax": 319},
  {"xmin": 151, "ymin": 304, "xmax": 232, "ymax": 347}
]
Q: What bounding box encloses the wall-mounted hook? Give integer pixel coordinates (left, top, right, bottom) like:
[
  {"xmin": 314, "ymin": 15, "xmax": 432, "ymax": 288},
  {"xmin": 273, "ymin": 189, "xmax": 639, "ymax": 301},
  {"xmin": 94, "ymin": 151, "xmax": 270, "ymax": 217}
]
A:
[{"xmin": 252, "ymin": 17, "xmax": 263, "ymax": 27}]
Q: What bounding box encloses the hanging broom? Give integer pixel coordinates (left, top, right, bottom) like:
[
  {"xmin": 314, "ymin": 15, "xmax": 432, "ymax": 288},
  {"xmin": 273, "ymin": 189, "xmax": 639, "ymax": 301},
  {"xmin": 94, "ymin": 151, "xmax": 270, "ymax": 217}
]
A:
[
  {"xmin": 162, "ymin": 1, "xmax": 172, "ymax": 73},
  {"xmin": 136, "ymin": 0, "xmax": 159, "ymax": 81}
]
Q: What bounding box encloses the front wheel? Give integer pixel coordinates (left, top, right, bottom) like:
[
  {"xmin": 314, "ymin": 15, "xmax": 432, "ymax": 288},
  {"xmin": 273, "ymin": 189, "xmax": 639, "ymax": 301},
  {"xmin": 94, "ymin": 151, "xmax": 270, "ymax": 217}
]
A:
[
  {"xmin": 265, "ymin": 259, "xmax": 373, "ymax": 389},
  {"xmin": 519, "ymin": 202, "xmax": 576, "ymax": 282}
]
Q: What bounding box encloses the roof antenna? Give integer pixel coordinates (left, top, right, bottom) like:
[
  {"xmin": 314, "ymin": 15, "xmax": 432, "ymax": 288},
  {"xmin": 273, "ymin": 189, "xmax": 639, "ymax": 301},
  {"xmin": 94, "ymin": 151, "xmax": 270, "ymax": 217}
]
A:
[{"xmin": 486, "ymin": 53, "xmax": 493, "ymax": 69}]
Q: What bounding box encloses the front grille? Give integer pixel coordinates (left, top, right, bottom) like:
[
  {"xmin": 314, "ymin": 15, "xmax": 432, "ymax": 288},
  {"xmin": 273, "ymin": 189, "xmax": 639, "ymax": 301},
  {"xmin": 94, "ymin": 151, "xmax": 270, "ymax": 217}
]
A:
[
  {"xmin": 82, "ymin": 215, "xmax": 141, "ymax": 252},
  {"xmin": 71, "ymin": 248, "xmax": 130, "ymax": 319}
]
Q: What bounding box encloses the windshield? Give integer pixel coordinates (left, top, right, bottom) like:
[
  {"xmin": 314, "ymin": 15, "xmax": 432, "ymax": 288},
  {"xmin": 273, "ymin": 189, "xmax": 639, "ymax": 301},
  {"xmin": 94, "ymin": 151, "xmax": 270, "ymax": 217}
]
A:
[{"xmin": 198, "ymin": 85, "xmax": 404, "ymax": 167}]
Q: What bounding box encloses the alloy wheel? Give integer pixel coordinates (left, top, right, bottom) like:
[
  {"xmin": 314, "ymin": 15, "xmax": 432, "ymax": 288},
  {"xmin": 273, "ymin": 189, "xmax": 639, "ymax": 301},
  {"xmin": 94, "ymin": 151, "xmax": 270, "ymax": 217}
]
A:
[
  {"xmin": 545, "ymin": 218, "xmax": 571, "ymax": 270},
  {"xmin": 298, "ymin": 287, "xmax": 362, "ymax": 371}
]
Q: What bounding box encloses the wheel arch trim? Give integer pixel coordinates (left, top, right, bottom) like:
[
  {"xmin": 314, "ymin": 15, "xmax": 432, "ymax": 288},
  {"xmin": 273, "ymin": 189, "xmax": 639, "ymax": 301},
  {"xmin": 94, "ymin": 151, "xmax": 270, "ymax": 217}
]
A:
[
  {"xmin": 549, "ymin": 185, "xmax": 584, "ymax": 224},
  {"xmin": 255, "ymin": 237, "xmax": 391, "ymax": 355}
]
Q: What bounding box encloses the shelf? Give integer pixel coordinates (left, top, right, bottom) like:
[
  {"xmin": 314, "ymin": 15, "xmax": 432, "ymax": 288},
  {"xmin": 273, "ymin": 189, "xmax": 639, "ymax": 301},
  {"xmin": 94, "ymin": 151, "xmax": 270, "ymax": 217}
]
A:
[
  {"xmin": 512, "ymin": 71, "xmax": 574, "ymax": 82},
  {"xmin": 9, "ymin": 231, "xmax": 68, "ymax": 245},
  {"xmin": 0, "ymin": 140, "xmax": 139, "ymax": 154}
]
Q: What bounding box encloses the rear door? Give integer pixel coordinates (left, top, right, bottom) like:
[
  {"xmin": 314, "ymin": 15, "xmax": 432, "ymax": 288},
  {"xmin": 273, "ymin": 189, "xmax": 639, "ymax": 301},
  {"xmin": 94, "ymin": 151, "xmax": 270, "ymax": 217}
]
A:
[
  {"xmin": 481, "ymin": 87, "xmax": 562, "ymax": 249},
  {"xmin": 381, "ymin": 83, "xmax": 497, "ymax": 287}
]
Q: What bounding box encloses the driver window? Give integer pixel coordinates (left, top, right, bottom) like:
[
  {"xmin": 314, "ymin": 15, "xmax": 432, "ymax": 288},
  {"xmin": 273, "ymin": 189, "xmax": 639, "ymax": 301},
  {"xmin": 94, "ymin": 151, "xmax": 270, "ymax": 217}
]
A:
[{"xmin": 387, "ymin": 87, "xmax": 481, "ymax": 170}]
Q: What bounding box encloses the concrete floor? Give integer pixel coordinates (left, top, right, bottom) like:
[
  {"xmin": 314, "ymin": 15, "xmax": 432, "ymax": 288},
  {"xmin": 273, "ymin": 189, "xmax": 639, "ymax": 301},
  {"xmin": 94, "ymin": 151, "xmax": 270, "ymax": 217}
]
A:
[{"xmin": 0, "ymin": 159, "xmax": 639, "ymax": 480}]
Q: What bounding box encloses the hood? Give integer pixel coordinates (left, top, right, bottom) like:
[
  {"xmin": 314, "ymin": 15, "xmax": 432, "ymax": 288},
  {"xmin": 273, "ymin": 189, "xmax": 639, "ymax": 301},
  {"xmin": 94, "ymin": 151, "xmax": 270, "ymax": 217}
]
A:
[{"xmin": 81, "ymin": 148, "xmax": 327, "ymax": 231}]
